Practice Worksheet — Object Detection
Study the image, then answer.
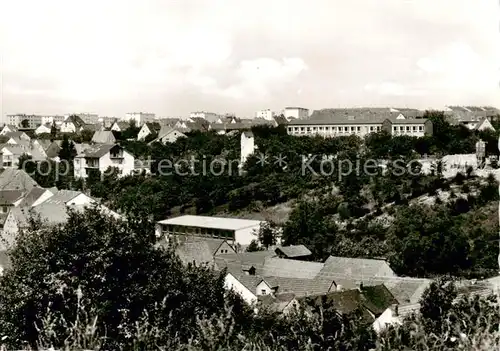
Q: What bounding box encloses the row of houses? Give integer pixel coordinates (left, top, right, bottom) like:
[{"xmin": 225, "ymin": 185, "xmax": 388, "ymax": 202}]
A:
[{"xmin": 160, "ymin": 232, "xmax": 495, "ymax": 333}]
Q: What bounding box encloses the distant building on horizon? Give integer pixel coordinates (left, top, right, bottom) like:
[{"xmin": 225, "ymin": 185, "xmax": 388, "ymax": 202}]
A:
[
  {"xmin": 124, "ymin": 112, "xmax": 156, "ymax": 126},
  {"xmin": 284, "ymin": 107, "xmax": 309, "ymax": 120},
  {"xmin": 189, "ymin": 111, "xmax": 219, "ymax": 123},
  {"xmin": 255, "ymin": 109, "xmax": 275, "ymax": 120}
]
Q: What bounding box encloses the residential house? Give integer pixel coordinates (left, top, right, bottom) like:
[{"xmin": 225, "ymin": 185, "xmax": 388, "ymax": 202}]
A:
[
  {"xmin": 4, "ymin": 131, "xmax": 31, "ymax": 143},
  {"xmin": 73, "ymin": 144, "xmax": 135, "ymax": 179},
  {"xmin": 0, "ymin": 190, "xmax": 25, "ymax": 211},
  {"xmin": 240, "ymin": 131, "xmax": 256, "ymax": 169},
  {"xmin": 155, "ymin": 215, "xmax": 263, "ymax": 247},
  {"xmin": 168, "ymin": 237, "xmax": 237, "ymax": 266},
  {"xmin": 43, "ymin": 141, "xmax": 62, "ymax": 162},
  {"xmin": 0, "ymin": 143, "xmax": 46, "ymax": 168},
  {"xmin": 0, "ymin": 168, "xmax": 39, "ymax": 191},
  {"xmin": 111, "ymin": 121, "xmax": 130, "ymax": 132},
  {"xmin": 149, "ymin": 126, "xmax": 186, "ymax": 144},
  {"xmin": 91, "ymin": 131, "xmax": 116, "ymax": 144},
  {"xmin": 284, "ymin": 107, "xmax": 309, "ymax": 120},
  {"xmin": 0, "ymin": 125, "xmax": 18, "ymax": 135},
  {"xmin": 285, "ymin": 285, "xmax": 398, "ymax": 323},
  {"xmin": 99, "ymin": 116, "xmax": 118, "ymax": 129},
  {"xmin": 137, "ymin": 122, "xmax": 161, "ymax": 141},
  {"xmin": 34, "ymin": 123, "xmax": 52, "ymax": 135},
  {"xmin": 17, "ymin": 187, "xmax": 54, "ymax": 207},
  {"xmin": 60, "ymin": 115, "xmax": 86, "ymax": 133}
]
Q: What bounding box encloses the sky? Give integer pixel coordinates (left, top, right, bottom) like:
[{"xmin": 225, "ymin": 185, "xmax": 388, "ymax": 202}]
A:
[{"xmin": 1, "ymin": 0, "xmax": 499, "ymax": 120}]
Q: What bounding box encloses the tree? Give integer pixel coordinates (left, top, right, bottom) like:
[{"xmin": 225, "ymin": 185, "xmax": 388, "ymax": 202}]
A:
[
  {"xmin": 58, "ymin": 134, "xmax": 77, "ymax": 161},
  {"xmin": 50, "ymin": 122, "xmax": 57, "ymax": 137},
  {"xmin": 256, "ymin": 221, "xmax": 279, "ymax": 249},
  {"xmin": 0, "ymin": 207, "xmax": 228, "ymax": 350},
  {"xmin": 20, "ymin": 119, "xmax": 30, "ymax": 128}
]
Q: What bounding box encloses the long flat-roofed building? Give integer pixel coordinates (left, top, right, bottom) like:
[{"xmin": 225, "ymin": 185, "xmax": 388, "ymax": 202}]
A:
[
  {"xmin": 287, "ymin": 108, "xmax": 432, "ymax": 138},
  {"xmin": 155, "ymin": 215, "xmax": 263, "ymax": 247}
]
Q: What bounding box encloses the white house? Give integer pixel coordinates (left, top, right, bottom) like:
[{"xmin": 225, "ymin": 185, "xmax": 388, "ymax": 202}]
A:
[
  {"xmin": 110, "ymin": 121, "xmax": 129, "ymax": 132},
  {"xmin": 0, "ymin": 144, "xmax": 46, "ymax": 168},
  {"xmin": 149, "ymin": 126, "xmax": 186, "ymax": 144},
  {"xmin": 0, "ymin": 125, "xmax": 18, "ymax": 135},
  {"xmin": 240, "ymin": 131, "xmax": 256, "ymax": 168},
  {"xmin": 125, "ymin": 112, "xmax": 156, "ymax": 126},
  {"xmin": 474, "ymin": 117, "xmax": 495, "ymax": 132},
  {"xmin": 137, "ymin": 123, "xmax": 161, "ymax": 140},
  {"xmin": 284, "ymin": 107, "xmax": 309, "ymax": 120},
  {"xmin": 35, "ymin": 124, "xmax": 52, "ymax": 135},
  {"xmin": 4, "ymin": 131, "xmax": 31, "ymax": 143},
  {"xmin": 73, "ymin": 144, "xmax": 135, "ymax": 179},
  {"xmin": 224, "ymin": 273, "xmax": 259, "ymax": 305},
  {"xmin": 255, "ymin": 109, "xmax": 275, "ymax": 121},
  {"xmin": 60, "ymin": 115, "xmax": 86, "ymax": 133},
  {"xmin": 155, "ymin": 215, "xmax": 263, "ymax": 247}
]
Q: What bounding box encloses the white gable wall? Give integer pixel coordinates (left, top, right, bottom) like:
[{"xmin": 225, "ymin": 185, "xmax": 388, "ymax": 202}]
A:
[
  {"xmin": 235, "ymin": 224, "xmax": 261, "ymax": 246},
  {"xmin": 31, "ymin": 190, "xmax": 55, "ymax": 207},
  {"xmin": 137, "ymin": 124, "xmax": 151, "ymax": 140},
  {"xmin": 224, "ymin": 273, "xmax": 258, "ymax": 305},
  {"xmin": 240, "ymin": 133, "xmax": 255, "ymax": 167}
]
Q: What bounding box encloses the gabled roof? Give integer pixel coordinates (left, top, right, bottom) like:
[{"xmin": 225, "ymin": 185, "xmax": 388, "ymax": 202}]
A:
[
  {"xmin": 318, "ymin": 256, "xmax": 396, "ymax": 279},
  {"xmin": 275, "ymin": 245, "xmax": 312, "ymax": 258},
  {"xmin": 0, "ymin": 168, "xmax": 39, "ymax": 191},
  {"xmin": 261, "ymin": 276, "xmax": 336, "ymax": 297},
  {"xmin": 0, "ymin": 190, "xmax": 24, "ymax": 205},
  {"xmin": 75, "ymin": 144, "xmax": 117, "ymax": 158},
  {"xmin": 175, "ymin": 238, "xmax": 233, "ymax": 266},
  {"xmin": 45, "ymin": 142, "xmax": 61, "ymax": 158},
  {"xmin": 4, "ymin": 131, "xmax": 29, "ymax": 139},
  {"xmin": 144, "ymin": 122, "xmax": 161, "ymax": 132},
  {"xmin": 0, "ymin": 144, "xmax": 46, "ymax": 161},
  {"xmin": 38, "ymin": 189, "xmax": 84, "ymax": 205},
  {"xmin": 64, "ymin": 115, "xmax": 86, "ymax": 128},
  {"xmin": 215, "ymin": 250, "xmax": 277, "ymax": 275},
  {"xmin": 91, "ymin": 131, "xmax": 116, "ymax": 144},
  {"xmin": 297, "ymin": 285, "xmax": 397, "ymax": 322},
  {"xmin": 83, "ymin": 124, "xmax": 103, "ymax": 132},
  {"xmin": 262, "ymin": 257, "xmax": 324, "ymax": 279},
  {"xmin": 113, "ymin": 121, "xmax": 129, "ymax": 130},
  {"xmin": 17, "ymin": 187, "xmax": 49, "ymax": 207}
]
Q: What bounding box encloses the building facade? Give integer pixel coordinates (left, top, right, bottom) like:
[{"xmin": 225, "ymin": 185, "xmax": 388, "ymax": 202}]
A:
[
  {"xmin": 74, "ymin": 144, "xmax": 135, "ymax": 179},
  {"xmin": 284, "ymin": 107, "xmax": 309, "ymax": 120},
  {"xmin": 255, "ymin": 109, "xmax": 275, "ymax": 120},
  {"xmin": 155, "ymin": 215, "xmax": 263, "ymax": 247},
  {"xmin": 287, "ymin": 117, "xmax": 432, "ymax": 138},
  {"xmin": 125, "ymin": 112, "xmax": 156, "ymax": 126},
  {"xmin": 7, "ymin": 114, "xmax": 43, "ymax": 129}
]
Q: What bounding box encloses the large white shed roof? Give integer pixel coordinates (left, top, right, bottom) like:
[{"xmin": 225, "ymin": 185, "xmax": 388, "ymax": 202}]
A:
[{"xmin": 157, "ymin": 215, "xmax": 262, "ymax": 231}]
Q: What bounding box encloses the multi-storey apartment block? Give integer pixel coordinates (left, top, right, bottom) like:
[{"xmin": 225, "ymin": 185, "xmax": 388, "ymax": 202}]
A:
[
  {"xmin": 7, "ymin": 114, "xmax": 43, "ymax": 129},
  {"xmin": 255, "ymin": 109, "xmax": 275, "ymax": 120},
  {"xmin": 124, "ymin": 112, "xmax": 156, "ymax": 126}
]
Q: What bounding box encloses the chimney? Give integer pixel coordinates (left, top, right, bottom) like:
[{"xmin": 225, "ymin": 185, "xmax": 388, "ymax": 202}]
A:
[{"xmin": 390, "ymin": 303, "xmax": 399, "ymax": 317}]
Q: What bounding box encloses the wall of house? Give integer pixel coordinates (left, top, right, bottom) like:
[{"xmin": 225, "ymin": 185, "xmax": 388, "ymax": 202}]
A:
[
  {"xmin": 99, "ymin": 150, "xmax": 135, "ymax": 178},
  {"xmin": 224, "ymin": 273, "xmax": 258, "ymax": 305},
  {"xmin": 255, "ymin": 281, "xmax": 273, "ymax": 296},
  {"xmin": 287, "ymin": 124, "xmax": 382, "ymax": 138},
  {"xmin": 67, "ymin": 193, "xmax": 95, "ymax": 206},
  {"xmin": 477, "ymin": 119, "xmax": 494, "ymax": 131},
  {"xmin": 60, "ymin": 122, "xmax": 77, "ymax": 133},
  {"xmin": 0, "ymin": 211, "xmax": 19, "ymax": 251},
  {"xmin": 73, "ymin": 157, "xmax": 87, "ymax": 178},
  {"xmin": 215, "ymin": 241, "xmax": 236, "ymax": 255},
  {"xmin": 372, "ymin": 308, "xmax": 401, "ymax": 334},
  {"xmin": 137, "ymin": 125, "xmax": 151, "ymax": 140},
  {"xmin": 240, "ymin": 133, "xmax": 255, "ymax": 167},
  {"xmin": 160, "ymin": 131, "xmax": 184, "ymax": 144},
  {"xmin": 390, "ymin": 124, "xmax": 426, "ymax": 137},
  {"xmin": 111, "ymin": 123, "xmax": 122, "ymax": 132},
  {"xmin": 235, "ymin": 224, "xmax": 261, "ymax": 246},
  {"xmin": 284, "ymin": 108, "xmax": 309, "ymax": 119}
]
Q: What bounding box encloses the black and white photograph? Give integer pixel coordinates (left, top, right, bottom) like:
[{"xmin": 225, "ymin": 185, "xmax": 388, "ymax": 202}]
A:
[{"xmin": 0, "ymin": 0, "xmax": 499, "ymax": 350}]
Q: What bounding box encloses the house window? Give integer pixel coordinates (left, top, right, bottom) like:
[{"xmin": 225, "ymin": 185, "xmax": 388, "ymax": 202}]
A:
[
  {"xmin": 370, "ymin": 126, "xmax": 374, "ymax": 131},
  {"xmin": 419, "ymin": 126, "xmax": 424, "ymax": 131},
  {"xmin": 377, "ymin": 126, "xmax": 380, "ymax": 131},
  {"xmin": 261, "ymin": 289, "xmax": 267, "ymax": 295},
  {"xmin": 344, "ymin": 127, "xmax": 348, "ymax": 131},
  {"xmin": 412, "ymin": 126, "xmax": 416, "ymax": 131},
  {"xmin": 2, "ymin": 206, "xmax": 7, "ymax": 213},
  {"xmin": 350, "ymin": 127, "xmax": 355, "ymax": 132},
  {"xmin": 406, "ymin": 126, "xmax": 410, "ymax": 131},
  {"xmin": 357, "ymin": 126, "xmax": 361, "ymax": 131}
]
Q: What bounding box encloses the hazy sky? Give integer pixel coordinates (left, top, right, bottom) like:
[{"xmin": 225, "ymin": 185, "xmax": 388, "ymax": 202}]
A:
[{"xmin": 1, "ymin": 0, "xmax": 499, "ymax": 120}]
